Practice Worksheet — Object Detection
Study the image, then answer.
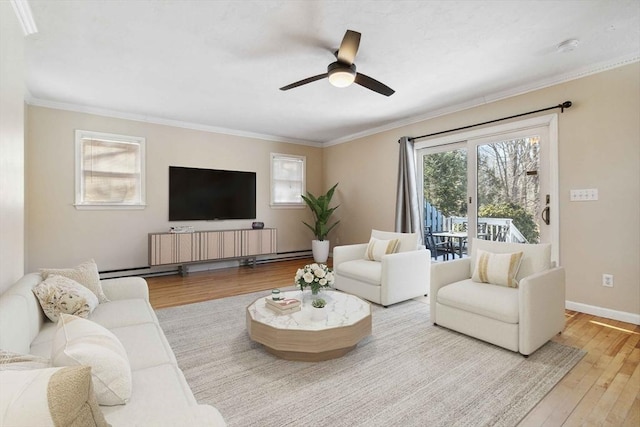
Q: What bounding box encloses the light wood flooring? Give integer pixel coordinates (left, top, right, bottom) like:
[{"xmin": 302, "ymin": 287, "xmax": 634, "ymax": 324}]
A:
[{"xmin": 146, "ymin": 258, "xmax": 640, "ymax": 426}]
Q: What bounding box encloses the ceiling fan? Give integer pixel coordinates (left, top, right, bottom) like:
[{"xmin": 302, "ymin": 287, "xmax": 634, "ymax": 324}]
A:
[{"xmin": 279, "ymin": 30, "xmax": 395, "ymax": 97}]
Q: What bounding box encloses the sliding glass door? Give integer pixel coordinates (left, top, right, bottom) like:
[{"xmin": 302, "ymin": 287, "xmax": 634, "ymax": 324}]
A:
[{"xmin": 417, "ymin": 115, "xmax": 559, "ymax": 262}]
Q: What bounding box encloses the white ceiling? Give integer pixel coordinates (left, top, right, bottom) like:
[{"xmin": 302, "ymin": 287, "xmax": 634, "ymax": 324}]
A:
[{"xmin": 24, "ymin": 0, "xmax": 640, "ymax": 145}]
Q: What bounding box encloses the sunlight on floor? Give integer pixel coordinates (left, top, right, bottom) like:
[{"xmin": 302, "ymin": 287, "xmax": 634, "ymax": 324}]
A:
[{"xmin": 589, "ymin": 320, "xmax": 639, "ymax": 335}]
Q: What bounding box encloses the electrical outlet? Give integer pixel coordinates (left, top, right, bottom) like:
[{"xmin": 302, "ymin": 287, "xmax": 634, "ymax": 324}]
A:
[{"xmin": 602, "ymin": 274, "xmax": 614, "ymax": 287}]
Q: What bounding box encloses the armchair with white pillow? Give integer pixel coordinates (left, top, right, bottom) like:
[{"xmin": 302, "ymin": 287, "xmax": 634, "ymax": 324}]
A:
[
  {"xmin": 333, "ymin": 230, "xmax": 431, "ymax": 307},
  {"xmin": 430, "ymin": 238, "xmax": 566, "ymax": 356}
]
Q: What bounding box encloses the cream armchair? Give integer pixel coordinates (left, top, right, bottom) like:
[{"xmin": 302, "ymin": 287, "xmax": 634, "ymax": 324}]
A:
[
  {"xmin": 430, "ymin": 238, "xmax": 565, "ymax": 356},
  {"xmin": 333, "ymin": 230, "xmax": 431, "ymax": 307}
]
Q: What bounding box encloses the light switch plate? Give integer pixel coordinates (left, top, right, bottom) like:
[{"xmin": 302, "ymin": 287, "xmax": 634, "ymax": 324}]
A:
[{"xmin": 570, "ymin": 189, "xmax": 598, "ymax": 201}]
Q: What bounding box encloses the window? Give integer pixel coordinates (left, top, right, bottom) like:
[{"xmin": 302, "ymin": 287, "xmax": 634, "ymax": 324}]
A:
[
  {"xmin": 75, "ymin": 130, "xmax": 146, "ymax": 209},
  {"xmin": 270, "ymin": 153, "xmax": 305, "ymax": 207}
]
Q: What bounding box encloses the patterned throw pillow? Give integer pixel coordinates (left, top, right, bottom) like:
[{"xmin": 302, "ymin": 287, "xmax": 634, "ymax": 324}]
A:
[
  {"xmin": 471, "ymin": 249, "xmax": 524, "ymax": 288},
  {"xmin": 51, "ymin": 314, "xmax": 132, "ymax": 406},
  {"xmin": 33, "ymin": 275, "xmax": 99, "ymax": 322},
  {"xmin": 365, "ymin": 237, "xmax": 400, "ymax": 261},
  {"xmin": 40, "ymin": 259, "xmax": 109, "ymax": 303}
]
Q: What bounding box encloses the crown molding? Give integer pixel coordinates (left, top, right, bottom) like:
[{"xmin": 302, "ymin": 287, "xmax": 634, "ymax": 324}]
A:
[
  {"xmin": 25, "ymin": 97, "xmax": 323, "ymax": 148},
  {"xmin": 26, "ymin": 54, "xmax": 638, "ymax": 149},
  {"xmin": 324, "ymin": 53, "xmax": 640, "ymax": 147},
  {"xmin": 10, "ymin": 0, "xmax": 38, "ymax": 36}
]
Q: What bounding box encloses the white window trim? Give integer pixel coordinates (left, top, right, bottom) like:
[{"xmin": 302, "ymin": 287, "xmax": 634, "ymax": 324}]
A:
[
  {"xmin": 270, "ymin": 153, "xmax": 306, "ymax": 208},
  {"xmin": 74, "ymin": 130, "xmax": 146, "ymax": 210}
]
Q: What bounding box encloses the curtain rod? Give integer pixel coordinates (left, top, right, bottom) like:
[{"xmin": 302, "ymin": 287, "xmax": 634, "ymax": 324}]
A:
[{"xmin": 407, "ymin": 101, "xmax": 572, "ymax": 142}]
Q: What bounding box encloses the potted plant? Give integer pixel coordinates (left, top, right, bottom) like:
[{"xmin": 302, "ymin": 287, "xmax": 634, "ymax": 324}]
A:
[
  {"xmin": 311, "ymin": 298, "xmax": 326, "ymax": 308},
  {"xmin": 301, "ymin": 182, "xmax": 340, "ymax": 262}
]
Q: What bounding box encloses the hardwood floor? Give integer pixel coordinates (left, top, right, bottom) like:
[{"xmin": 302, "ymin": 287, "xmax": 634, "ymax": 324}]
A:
[{"xmin": 146, "ymin": 259, "xmax": 640, "ymax": 426}]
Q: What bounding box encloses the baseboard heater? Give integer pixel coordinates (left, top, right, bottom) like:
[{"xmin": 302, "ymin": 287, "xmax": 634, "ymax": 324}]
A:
[{"xmin": 99, "ymin": 250, "xmax": 314, "ymax": 279}]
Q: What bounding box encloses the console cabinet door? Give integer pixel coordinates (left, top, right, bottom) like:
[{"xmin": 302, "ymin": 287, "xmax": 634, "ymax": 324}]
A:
[
  {"xmin": 241, "ymin": 229, "xmax": 277, "ymax": 256},
  {"xmin": 200, "ymin": 230, "xmax": 238, "ymax": 260},
  {"xmin": 149, "ymin": 233, "xmax": 198, "ymax": 265}
]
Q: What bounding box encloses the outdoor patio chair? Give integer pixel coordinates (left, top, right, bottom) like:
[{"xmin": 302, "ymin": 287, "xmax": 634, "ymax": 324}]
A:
[{"xmin": 425, "ymin": 227, "xmax": 453, "ymax": 260}]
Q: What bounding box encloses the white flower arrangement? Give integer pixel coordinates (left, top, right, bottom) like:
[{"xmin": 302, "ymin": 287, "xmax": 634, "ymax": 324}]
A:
[{"xmin": 295, "ymin": 263, "xmax": 335, "ymax": 294}]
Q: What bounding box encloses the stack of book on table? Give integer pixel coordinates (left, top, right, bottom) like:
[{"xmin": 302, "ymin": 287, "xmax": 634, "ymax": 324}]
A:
[{"xmin": 265, "ymin": 297, "xmax": 301, "ymax": 315}]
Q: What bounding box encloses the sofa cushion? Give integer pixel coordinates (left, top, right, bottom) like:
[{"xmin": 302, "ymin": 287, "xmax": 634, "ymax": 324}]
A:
[
  {"xmin": 100, "ymin": 363, "xmax": 200, "ymax": 425},
  {"xmin": 33, "ymin": 275, "xmax": 99, "ymax": 322},
  {"xmin": 335, "ymin": 259, "xmax": 382, "ymax": 286},
  {"xmin": 51, "ymin": 314, "xmax": 132, "ymax": 406},
  {"xmin": 436, "ymin": 279, "xmax": 519, "ymax": 324},
  {"xmin": 0, "ymin": 366, "xmax": 109, "ymax": 427},
  {"xmin": 470, "ymin": 238, "xmax": 551, "ymax": 282},
  {"xmin": 0, "ymin": 350, "xmax": 50, "ymax": 371},
  {"xmin": 471, "ymin": 249, "xmax": 523, "ymax": 288},
  {"xmin": 365, "ymin": 237, "xmax": 400, "ymax": 261},
  {"xmin": 371, "ymin": 229, "xmax": 418, "ymax": 253},
  {"xmin": 30, "ymin": 299, "xmax": 163, "ymax": 362},
  {"xmin": 109, "ymin": 323, "xmax": 178, "ymax": 370},
  {"xmin": 89, "ymin": 298, "xmax": 159, "ymax": 329},
  {"xmin": 40, "ymin": 259, "xmax": 109, "ymax": 303}
]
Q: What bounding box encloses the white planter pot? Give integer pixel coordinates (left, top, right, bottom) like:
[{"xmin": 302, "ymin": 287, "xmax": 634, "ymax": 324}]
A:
[
  {"xmin": 311, "ymin": 306, "xmax": 326, "ymax": 322},
  {"xmin": 312, "ymin": 240, "xmax": 330, "ymax": 263}
]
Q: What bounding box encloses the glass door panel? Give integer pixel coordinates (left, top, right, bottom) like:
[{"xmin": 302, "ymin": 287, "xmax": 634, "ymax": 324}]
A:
[
  {"xmin": 476, "ymin": 136, "xmax": 541, "ymax": 243},
  {"xmin": 421, "ymin": 144, "xmax": 468, "ymax": 259}
]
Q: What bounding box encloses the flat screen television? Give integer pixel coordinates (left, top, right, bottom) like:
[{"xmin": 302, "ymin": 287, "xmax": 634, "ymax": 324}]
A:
[{"xmin": 169, "ymin": 166, "xmax": 256, "ymax": 221}]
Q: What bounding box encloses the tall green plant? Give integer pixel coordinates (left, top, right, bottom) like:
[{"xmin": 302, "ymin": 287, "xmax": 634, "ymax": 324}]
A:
[{"xmin": 301, "ymin": 183, "xmax": 340, "ymax": 241}]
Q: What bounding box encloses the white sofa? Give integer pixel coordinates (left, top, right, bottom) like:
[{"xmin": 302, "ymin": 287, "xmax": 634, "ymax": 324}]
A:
[
  {"xmin": 430, "ymin": 238, "xmax": 566, "ymax": 356},
  {"xmin": 0, "ymin": 272, "xmax": 226, "ymax": 426},
  {"xmin": 333, "ymin": 230, "xmax": 431, "ymax": 307}
]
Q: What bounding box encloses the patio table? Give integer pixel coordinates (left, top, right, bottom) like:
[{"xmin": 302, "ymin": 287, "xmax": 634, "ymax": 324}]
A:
[{"xmin": 432, "ymin": 231, "xmax": 468, "ymax": 258}]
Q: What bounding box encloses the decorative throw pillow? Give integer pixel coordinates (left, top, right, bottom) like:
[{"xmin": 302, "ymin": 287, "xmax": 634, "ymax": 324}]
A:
[
  {"xmin": 370, "ymin": 229, "xmax": 419, "ymax": 253},
  {"xmin": 51, "ymin": 313, "xmax": 132, "ymax": 406},
  {"xmin": 365, "ymin": 237, "xmax": 400, "ymax": 261},
  {"xmin": 471, "ymin": 249, "xmax": 524, "ymax": 288},
  {"xmin": 0, "ymin": 366, "xmax": 109, "ymax": 427},
  {"xmin": 40, "ymin": 259, "xmax": 109, "ymax": 303},
  {"xmin": 33, "ymin": 275, "xmax": 99, "ymax": 322},
  {"xmin": 0, "ymin": 350, "xmax": 50, "ymax": 371}
]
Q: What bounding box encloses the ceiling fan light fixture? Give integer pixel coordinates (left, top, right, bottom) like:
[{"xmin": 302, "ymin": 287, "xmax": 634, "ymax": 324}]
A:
[{"xmin": 328, "ymin": 62, "xmax": 356, "ymax": 88}]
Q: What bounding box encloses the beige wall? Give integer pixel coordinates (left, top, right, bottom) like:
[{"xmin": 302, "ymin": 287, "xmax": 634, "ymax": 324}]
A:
[
  {"xmin": 0, "ymin": 4, "xmax": 25, "ymax": 293},
  {"xmin": 325, "ymin": 63, "xmax": 640, "ymax": 318},
  {"xmin": 21, "ymin": 62, "xmax": 640, "ymax": 319},
  {"xmin": 26, "ymin": 106, "xmax": 323, "ymax": 272}
]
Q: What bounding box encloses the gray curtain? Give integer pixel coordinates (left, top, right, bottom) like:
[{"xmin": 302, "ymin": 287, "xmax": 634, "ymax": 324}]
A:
[{"xmin": 395, "ymin": 136, "xmax": 423, "ymax": 244}]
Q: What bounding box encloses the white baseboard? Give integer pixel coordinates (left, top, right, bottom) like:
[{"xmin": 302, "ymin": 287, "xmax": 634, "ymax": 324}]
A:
[{"xmin": 566, "ymin": 300, "xmax": 640, "ymax": 325}]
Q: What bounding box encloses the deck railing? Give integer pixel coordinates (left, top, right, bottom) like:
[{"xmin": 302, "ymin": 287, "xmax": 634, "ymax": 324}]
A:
[
  {"xmin": 424, "ymin": 201, "xmax": 528, "ymax": 244},
  {"xmin": 446, "ymin": 216, "xmax": 527, "ymax": 243}
]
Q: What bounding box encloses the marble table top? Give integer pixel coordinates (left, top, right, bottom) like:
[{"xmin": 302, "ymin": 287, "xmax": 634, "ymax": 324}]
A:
[{"xmin": 247, "ymin": 290, "xmax": 371, "ymax": 331}]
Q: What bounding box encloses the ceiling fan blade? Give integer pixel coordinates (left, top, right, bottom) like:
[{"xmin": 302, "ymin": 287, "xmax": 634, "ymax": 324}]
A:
[
  {"xmin": 355, "ymin": 73, "xmax": 395, "ymax": 96},
  {"xmin": 336, "ymin": 30, "xmax": 361, "ymax": 65},
  {"xmin": 279, "ymin": 73, "xmax": 328, "ymax": 91}
]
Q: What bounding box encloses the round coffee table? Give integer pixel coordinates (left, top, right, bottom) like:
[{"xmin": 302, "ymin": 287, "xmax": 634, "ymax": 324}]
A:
[{"xmin": 246, "ymin": 290, "xmax": 371, "ymax": 362}]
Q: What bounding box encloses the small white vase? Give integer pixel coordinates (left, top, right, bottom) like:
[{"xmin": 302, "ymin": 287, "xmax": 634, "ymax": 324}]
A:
[
  {"xmin": 312, "ymin": 239, "xmax": 330, "ymax": 263},
  {"xmin": 311, "ymin": 306, "xmax": 326, "ymax": 321}
]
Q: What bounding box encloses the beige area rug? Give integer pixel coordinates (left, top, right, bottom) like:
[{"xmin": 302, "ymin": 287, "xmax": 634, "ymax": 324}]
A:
[{"xmin": 156, "ymin": 290, "xmax": 584, "ymax": 427}]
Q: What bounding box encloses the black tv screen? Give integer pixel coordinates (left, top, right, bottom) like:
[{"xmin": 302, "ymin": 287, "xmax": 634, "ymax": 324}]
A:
[{"xmin": 169, "ymin": 166, "xmax": 256, "ymax": 221}]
